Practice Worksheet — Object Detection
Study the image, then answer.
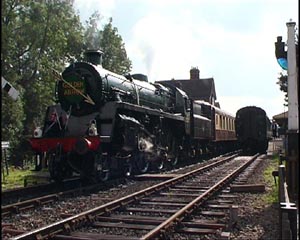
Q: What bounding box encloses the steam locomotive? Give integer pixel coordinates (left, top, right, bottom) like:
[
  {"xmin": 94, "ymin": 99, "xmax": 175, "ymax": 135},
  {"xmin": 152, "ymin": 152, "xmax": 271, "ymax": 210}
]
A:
[
  {"xmin": 30, "ymin": 50, "xmax": 237, "ymax": 182},
  {"xmin": 235, "ymin": 106, "xmax": 272, "ymax": 154}
]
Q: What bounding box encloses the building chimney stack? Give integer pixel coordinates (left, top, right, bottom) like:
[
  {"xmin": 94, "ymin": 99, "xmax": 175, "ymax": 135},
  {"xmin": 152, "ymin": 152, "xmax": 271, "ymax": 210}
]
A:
[{"xmin": 190, "ymin": 67, "xmax": 200, "ymax": 80}]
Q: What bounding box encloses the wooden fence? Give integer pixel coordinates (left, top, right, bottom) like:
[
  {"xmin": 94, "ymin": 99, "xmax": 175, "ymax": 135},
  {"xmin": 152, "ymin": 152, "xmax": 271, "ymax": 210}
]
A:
[
  {"xmin": 1, "ymin": 141, "xmax": 10, "ymax": 181},
  {"xmin": 278, "ymin": 164, "xmax": 298, "ymax": 240}
]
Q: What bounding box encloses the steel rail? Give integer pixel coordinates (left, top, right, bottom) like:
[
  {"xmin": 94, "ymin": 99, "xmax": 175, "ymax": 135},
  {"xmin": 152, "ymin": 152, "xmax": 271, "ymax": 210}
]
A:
[
  {"xmin": 2, "ymin": 177, "xmax": 127, "ymax": 216},
  {"xmin": 11, "ymin": 153, "xmax": 240, "ymax": 240},
  {"xmin": 2, "ymin": 177, "xmax": 81, "ymax": 205},
  {"xmin": 140, "ymin": 153, "xmax": 260, "ymax": 239},
  {"xmin": 2, "ymin": 183, "xmax": 92, "ymax": 216}
]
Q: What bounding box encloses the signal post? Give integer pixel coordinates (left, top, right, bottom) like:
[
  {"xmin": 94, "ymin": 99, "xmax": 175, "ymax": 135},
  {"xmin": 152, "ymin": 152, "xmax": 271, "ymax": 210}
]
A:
[{"xmin": 285, "ymin": 21, "xmax": 298, "ymax": 200}]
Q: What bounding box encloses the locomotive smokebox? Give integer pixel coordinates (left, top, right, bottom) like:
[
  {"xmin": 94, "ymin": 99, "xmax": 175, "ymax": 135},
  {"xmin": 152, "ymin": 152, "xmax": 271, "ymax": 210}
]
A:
[{"xmin": 85, "ymin": 50, "xmax": 103, "ymax": 66}]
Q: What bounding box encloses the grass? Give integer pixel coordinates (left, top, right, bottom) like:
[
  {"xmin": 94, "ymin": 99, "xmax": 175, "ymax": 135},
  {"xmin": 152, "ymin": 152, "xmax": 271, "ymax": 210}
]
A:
[
  {"xmin": 262, "ymin": 155, "xmax": 280, "ymax": 204},
  {"xmin": 1, "ymin": 166, "xmax": 34, "ymax": 191},
  {"xmin": 0, "ymin": 164, "xmax": 49, "ymax": 191}
]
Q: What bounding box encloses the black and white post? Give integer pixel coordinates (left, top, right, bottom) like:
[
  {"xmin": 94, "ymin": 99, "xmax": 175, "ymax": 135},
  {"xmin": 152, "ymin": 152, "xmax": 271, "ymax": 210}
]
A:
[
  {"xmin": 1, "ymin": 76, "xmax": 20, "ymax": 101},
  {"xmin": 286, "ymin": 20, "xmax": 298, "ymax": 199}
]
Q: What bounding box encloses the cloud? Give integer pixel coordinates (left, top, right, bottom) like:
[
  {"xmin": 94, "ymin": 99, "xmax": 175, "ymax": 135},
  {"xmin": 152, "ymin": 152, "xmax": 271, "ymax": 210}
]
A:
[
  {"xmin": 128, "ymin": 13, "xmax": 207, "ymax": 80},
  {"xmin": 218, "ymin": 94, "xmax": 286, "ymax": 118},
  {"xmin": 74, "ymin": 0, "xmax": 116, "ymax": 22},
  {"xmin": 74, "ymin": 0, "xmax": 297, "ymax": 117}
]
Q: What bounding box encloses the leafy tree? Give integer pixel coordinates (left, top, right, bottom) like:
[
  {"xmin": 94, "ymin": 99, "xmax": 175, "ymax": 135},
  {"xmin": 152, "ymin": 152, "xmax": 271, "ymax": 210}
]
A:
[
  {"xmin": 83, "ymin": 15, "xmax": 132, "ymax": 74},
  {"xmin": 276, "ymin": 73, "xmax": 288, "ymax": 107},
  {"xmin": 1, "ymin": 82, "xmax": 25, "ymax": 165},
  {"xmin": 2, "ymin": 0, "xmax": 27, "ymax": 164},
  {"xmin": 100, "ymin": 18, "xmax": 132, "ymax": 74},
  {"xmin": 2, "ymin": 0, "xmax": 84, "ymax": 164},
  {"xmin": 277, "ymin": 73, "xmax": 287, "ymax": 92}
]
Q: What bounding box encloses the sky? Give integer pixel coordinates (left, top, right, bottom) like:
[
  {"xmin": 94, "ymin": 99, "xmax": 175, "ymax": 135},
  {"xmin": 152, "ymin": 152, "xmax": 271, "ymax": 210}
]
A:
[{"xmin": 74, "ymin": 0, "xmax": 298, "ymax": 118}]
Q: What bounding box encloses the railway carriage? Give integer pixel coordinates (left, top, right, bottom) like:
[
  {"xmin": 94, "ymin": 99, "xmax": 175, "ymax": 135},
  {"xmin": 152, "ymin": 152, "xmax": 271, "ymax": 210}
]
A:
[
  {"xmin": 192, "ymin": 100, "xmax": 237, "ymax": 154},
  {"xmin": 235, "ymin": 106, "xmax": 272, "ymax": 154}
]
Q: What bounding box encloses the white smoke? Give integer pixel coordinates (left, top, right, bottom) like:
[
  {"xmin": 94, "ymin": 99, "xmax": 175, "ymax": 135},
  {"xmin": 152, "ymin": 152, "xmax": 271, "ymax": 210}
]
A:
[{"xmin": 128, "ymin": 12, "xmax": 204, "ymax": 81}]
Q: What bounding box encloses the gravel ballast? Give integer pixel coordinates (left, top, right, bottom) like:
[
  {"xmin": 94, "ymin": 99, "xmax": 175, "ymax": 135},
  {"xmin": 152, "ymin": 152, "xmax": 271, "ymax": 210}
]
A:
[
  {"xmin": 230, "ymin": 154, "xmax": 280, "ymax": 240},
  {"xmin": 3, "ymin": 153, "xmax": 287, "ymax": 239}
]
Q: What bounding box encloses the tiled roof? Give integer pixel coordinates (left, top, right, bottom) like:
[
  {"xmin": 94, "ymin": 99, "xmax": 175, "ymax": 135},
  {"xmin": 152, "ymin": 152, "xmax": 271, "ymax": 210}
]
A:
[
  {"xmin": 156, "ymin": 78, "xmax": 216, "ymax": 102},
  {"xmin": 273, "ymin": 111, "xmax": 288, "ymax": 119}
]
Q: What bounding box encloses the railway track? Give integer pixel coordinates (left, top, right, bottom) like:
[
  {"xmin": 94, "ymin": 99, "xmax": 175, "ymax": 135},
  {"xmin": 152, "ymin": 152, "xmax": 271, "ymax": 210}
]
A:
[
  {"xmin": 1, "ymin": 177, "xmax": 132, "ymax": 217},
  {"xmin": 4, "ymin": 152, "xmax": 261, "ymax": 239},
  {"xmin": 1, "ymin": 177, "xmax": 83, "ymax": 206},
  {"xmin": 2, "ymin": 151, "xmax": 212, "ymax": 206}
]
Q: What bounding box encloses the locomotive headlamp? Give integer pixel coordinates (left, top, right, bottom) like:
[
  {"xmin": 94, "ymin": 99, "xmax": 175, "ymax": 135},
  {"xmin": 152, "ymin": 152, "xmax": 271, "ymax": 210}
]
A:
[
  {"xmin": 88, "ymin": 120, "xmax": 98, "ymax": 136},
  {"xmin": 74, "ymin": 138, "xmax": 91, "ymax": 155},
  {"xmin": 33, "ymin": 127, "xmax": 42, "ymax": 138}
]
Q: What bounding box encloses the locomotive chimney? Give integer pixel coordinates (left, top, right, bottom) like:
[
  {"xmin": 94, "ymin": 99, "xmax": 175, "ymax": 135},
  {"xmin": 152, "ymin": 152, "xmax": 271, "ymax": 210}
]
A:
[
  {"xmin": 190, "ymin": 67, "xmax": 200, "ymax": 80},
  {"xmin": 84, "ymin": 50, "xmax": 103, "ymax": 66}
]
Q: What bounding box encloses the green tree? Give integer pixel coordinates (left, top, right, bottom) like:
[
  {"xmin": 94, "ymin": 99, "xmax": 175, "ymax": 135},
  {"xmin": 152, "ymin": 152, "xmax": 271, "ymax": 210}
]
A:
[
  {"xmin": 2, "ymin": 0, "xmax": 27, "ymax": 164},
  {"xmin": 83, "ymin": 15, "xmax": 132, "ymax": 74},
  {"xmin": 100, "ymin": 18, "xmax": 132, "ymax": 74},
  {"xmin": 277, "ymin": 73, "xmax": 288, "ymax": 107},
  {"xmin": 2, "ymin": 0, "xmax": 84, "ymax": 164}
]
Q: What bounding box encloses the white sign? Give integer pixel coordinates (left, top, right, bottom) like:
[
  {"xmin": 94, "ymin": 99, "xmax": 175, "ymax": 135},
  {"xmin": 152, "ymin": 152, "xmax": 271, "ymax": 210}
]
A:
[{"xmin": 2, "ymin": 76, "xmax": 19, "ymax": 100}]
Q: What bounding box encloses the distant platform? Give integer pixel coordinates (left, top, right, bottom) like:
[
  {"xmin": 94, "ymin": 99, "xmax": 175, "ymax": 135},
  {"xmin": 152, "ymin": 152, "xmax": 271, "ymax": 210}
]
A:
[{"xmin": 267, "ymin": 138, "xmax": 285, "ymax": 156}]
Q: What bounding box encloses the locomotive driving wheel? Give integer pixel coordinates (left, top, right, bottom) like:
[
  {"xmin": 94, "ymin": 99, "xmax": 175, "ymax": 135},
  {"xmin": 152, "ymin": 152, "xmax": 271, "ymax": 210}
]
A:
[
  {"xmin": 136, "ymin": 133, "xmax": 150, "ymax": 174},
  {"xmin": 135, "ymin": 151, "xmax": 149, "ymax": 174},
  {"xmin": 124, "ymin": 157, "xmax": 134, "ymax": 177},
  {"xmin": 97, "ymin": 153, "xmax": 110, "ymax": 181},
  {"xmin": 168, "ymin": 138, "xmax": 182, "ymax": 167},
  {"xmin": 124, "ymin": 151, "xmax": 150, "ymax": 177},
  {"xmin": 48, "ymin": 153, "xmax": 63, "ymax": 182},
  {"xmin": 154, "ymin": 158, "xmax": 164, "ymax": 171},
  {"xmin": 168, "ymin": 151, "xmax": 179, "ymax": 168},
  {"xmin": 152, "ymin": 149, "xmax": 165, "ymax": 171}
]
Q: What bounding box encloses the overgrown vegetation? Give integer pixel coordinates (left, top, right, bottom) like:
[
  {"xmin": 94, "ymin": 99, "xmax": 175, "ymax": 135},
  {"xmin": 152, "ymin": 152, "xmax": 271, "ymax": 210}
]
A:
[
  {"xmin": 262, "ymin": 155, "xmax": 280, "ymax": 204},
  {"xmin": 1, "ymin": 166, "xmax": 34, "ymax": 191}
]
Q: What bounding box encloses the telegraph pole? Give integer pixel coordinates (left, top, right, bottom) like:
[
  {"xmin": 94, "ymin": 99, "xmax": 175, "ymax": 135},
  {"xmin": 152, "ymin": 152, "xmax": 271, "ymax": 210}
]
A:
[{"xmin": 286, "ymin": 20, "xmax": 298, "ymax": 199}]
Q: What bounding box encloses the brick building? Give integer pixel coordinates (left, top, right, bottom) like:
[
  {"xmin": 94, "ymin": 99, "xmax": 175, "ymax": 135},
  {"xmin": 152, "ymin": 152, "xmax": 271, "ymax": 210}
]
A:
[{"xmin": 156, "ymin": 67, "xmax": 218, "ymax": 107}]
